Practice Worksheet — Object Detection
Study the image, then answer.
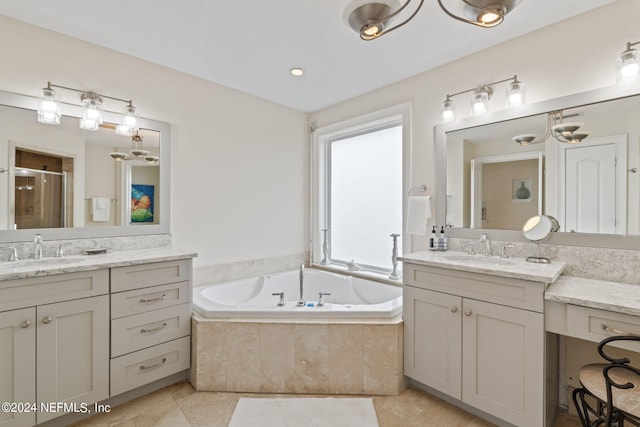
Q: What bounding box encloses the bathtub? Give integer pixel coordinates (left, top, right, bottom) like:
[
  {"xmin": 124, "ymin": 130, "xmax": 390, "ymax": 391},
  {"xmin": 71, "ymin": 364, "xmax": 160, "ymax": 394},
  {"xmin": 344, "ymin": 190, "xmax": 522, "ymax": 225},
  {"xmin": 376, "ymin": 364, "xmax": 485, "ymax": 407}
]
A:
[{"xmin": 192, "ymin": 268, "xmax": 402, "ymax": 319}]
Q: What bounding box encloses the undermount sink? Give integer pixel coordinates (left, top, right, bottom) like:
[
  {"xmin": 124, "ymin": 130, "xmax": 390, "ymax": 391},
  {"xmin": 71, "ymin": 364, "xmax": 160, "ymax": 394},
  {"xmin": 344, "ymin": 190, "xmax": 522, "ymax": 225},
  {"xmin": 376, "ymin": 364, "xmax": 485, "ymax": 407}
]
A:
[
  {"xmin": 1, "ymin": 257, "xmax": 85, "ymax": 268},
  {"xmin": 441, "ymin": 254, "xmax": 516, "ymax": 266}
]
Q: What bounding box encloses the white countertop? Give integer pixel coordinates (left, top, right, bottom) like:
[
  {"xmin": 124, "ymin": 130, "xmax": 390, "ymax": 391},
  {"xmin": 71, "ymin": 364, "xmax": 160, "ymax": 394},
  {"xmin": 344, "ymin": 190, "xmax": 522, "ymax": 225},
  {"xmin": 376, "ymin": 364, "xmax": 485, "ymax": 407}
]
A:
[
  {"xmin": 0, "ymin": 247, "xmax": 197, "ymax": 281},
  {"xmin": 399, "ymin": 250, "xmax": 566, "ymax": 283},
  {"xmin": 545, "ymin": 275, "xmax": 640, "ymax": 316}
]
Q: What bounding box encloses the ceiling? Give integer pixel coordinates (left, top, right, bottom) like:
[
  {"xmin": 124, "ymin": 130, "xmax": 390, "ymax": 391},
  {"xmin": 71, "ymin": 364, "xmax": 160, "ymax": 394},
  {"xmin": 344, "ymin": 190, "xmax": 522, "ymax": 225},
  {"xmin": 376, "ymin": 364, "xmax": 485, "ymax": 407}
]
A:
[{"xmin": 0, "ymin": 0, "xmax": 614, "ymax": 112}]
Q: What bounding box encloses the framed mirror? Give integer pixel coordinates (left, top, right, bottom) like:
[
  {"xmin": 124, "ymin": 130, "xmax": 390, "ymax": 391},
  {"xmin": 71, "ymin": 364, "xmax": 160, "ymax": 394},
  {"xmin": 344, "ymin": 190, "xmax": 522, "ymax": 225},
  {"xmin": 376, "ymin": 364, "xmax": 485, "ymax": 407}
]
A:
[
  {"xmin": 435, "ymin": 84, "xmax": 640, "ymax": 249},
  {"xmin": 0, "ymin": 90, "xmax": 170, "ymax": 243}
]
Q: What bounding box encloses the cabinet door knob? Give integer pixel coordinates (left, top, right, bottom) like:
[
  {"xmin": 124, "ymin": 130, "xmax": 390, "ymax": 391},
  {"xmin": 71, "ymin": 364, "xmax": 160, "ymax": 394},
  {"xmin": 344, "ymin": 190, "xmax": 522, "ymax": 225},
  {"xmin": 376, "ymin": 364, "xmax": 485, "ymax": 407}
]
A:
[
  {"xmin": 21, "ymin": 320, "xmax": 31, "ymax": 328},
  {"xmin": 464, "ymin": 309, "xmax": 472, "ymax": 317},
  {"xmin": 42, "ymin": 316, "xmax": 53, "ymax": 324},
  {"xmin": 450, "ymin": 306, "xmax": 458, "ymax": 313}
]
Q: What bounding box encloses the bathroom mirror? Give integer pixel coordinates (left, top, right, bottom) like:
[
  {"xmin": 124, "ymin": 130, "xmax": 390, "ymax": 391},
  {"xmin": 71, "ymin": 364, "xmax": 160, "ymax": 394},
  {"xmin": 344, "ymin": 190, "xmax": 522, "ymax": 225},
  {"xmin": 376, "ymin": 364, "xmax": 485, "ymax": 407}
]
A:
[
  {"xmin": 522, "ymin": 215, "xmax": 559, "ymax": 263},
  {"xmin": 0, "ymin": 90, "xmax": 170, "ymax": 243},
  {"xmin": 435, "ymin": 84, "xmax": 640, "ymax": 249}
]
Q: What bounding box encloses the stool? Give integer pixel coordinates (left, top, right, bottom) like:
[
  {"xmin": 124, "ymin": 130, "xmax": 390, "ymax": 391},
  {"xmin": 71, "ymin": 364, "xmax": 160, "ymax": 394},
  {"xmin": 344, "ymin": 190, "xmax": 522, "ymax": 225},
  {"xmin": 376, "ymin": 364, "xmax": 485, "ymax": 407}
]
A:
[{"xmin": 573, "ymin": 336, "xmax": 640, "ymax": 426}]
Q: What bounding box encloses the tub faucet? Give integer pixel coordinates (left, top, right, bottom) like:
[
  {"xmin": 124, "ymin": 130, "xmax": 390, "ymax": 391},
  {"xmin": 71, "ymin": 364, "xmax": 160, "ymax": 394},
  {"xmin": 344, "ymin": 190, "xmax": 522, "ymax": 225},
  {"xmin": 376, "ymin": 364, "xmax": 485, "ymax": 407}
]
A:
[
  {"xmin": 317, "ymin": 292, "xmax": 331, "ymax": 307},
  {"xmin": 34, "ymin": 234, "xmax": 43, "ymax": 260},
  {"xmin": 272, "ymin": 292, "xmax": 285, "ymax": 307},
  {"xmin": 297, "ymin": 264, "xmax": 305, "ymax": 306},
  {"xmin": 479, "ymin": 233, "xmax": 491, "ymax": 257}
]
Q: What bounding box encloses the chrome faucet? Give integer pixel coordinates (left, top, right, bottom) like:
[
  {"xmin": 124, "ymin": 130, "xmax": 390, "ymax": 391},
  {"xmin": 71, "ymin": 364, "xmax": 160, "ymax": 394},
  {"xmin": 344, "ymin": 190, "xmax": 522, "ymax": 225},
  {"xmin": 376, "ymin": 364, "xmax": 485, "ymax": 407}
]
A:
[
  {"xmin": 317, "ymin": 292, "xmax": 331, "ymax": 307},
  {"xmin": 479, "ymin": 233, "xmax": 491, "ymax": 257},
  {"xmin": 0, "ymin": 246, "xmax": 19, "ymax": 262},
  {"xmin": 296, "ymin": 264, "xmax": 305, "ymax": 306},
  {"xmin": 34, "ymin": 234, "xmax": 43, "ymax": 260}
]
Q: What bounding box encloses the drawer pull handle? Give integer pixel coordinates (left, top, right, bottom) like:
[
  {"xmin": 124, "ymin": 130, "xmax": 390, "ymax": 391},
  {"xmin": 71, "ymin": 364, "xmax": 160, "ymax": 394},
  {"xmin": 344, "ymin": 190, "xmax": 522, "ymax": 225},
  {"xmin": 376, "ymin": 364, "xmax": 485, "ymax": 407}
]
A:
[
  {"xmin": 140, "ymin": 323, "xmax": 167, "ymax": 334},
  {"xmin": 464, "ymin": 309, "xmax": 472, "ymax": 317},
  {"xmin": 140, "ymin": 294, "xmax": 167, "ymax": 303},
  {"xmin": 601, "ymin": 324, "xmax": 635, "ymax": 336},
  {"xmin": 139, "ymin": 357, "xmax": 167, "ymax": 371},
  {"xmin": 42, "ymin": 316, "xmax": 53, "ymax": 324},
  {"xmin": 450, "ymin": 306, "xmax": 458, "ymax": 313},
  {"xmin": 21, "ymin": 320, "xmax": 31, "ymax": 328}
]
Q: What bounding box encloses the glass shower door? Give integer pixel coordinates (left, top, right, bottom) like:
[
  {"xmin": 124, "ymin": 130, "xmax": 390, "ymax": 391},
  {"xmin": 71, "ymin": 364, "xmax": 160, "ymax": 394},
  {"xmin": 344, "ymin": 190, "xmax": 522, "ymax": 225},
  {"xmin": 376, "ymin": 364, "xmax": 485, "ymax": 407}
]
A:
[{"xmin": 14, "ymin": 168, "xmax": 67, "ymax": 229}]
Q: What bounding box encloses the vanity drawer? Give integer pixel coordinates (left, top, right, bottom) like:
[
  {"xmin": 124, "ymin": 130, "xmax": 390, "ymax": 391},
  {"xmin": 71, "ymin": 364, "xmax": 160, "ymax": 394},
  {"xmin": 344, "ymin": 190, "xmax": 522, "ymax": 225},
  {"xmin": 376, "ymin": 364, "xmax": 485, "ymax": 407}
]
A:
[
  {"xmin": 0, "ymin": 269, "xmax": 109, "ymax": 312},
  {"xmin": 111, "ymin": 259, "xmax": 191, "ymax": 292},
  {"xmin": 111, "ymin": 303, "xmax": 191, "ymax": 357},
  {"xmin": 404, "ymin": 264, "xmax": 544, "ymax": 312},
  {"xmin": 566, "ymin": 305, "xmax": 640, "ymax": 352},
  {"xmin": 111, "ymin": 281, "xmax": 190, "ymax": 319},
  {"xmin": 110, "ymin": 336, "xmax": 190, "ymax": 396}
]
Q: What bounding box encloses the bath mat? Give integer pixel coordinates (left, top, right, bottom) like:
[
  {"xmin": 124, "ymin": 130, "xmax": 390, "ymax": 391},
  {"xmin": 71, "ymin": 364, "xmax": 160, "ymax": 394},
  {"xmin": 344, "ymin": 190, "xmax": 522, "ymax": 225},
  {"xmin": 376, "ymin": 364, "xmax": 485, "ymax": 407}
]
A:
[{"xmin": 228, "ymin": 397, "xmax": 379, "ymax": 427}]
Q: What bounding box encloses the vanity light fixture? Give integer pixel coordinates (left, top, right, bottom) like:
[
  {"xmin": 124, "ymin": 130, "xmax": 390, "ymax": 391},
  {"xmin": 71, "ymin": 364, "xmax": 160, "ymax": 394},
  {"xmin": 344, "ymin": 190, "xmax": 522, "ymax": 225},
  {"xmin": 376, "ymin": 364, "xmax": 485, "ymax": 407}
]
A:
[
  {"xmin": 109, "ymin": 130, "xmax": 159, "ymax": 164},
  {"xmin": 345, "ymin": 0, "xmax": 518, "ymax": 40},
  {"xmin": 441, "ymin": 75, "xmax": 524, "ymax": 122},
  {"xmin": 37, "ymin": 82, "xmax": 138, "ymax": 136},
  {"xmin": 513, "ymin": 111, "xmax": 588, "ymax": 146},
  {"xmin": 617, "ymin": 41, "xmax": 640, "ymax": 83}
]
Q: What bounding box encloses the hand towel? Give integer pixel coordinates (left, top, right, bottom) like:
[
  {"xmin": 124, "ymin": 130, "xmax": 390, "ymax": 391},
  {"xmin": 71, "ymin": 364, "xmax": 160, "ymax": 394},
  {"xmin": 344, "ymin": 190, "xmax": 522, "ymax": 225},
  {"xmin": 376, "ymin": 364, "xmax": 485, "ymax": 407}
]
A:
[
  {"xmin": 406, "ymin": 196, "xmax": 432, "ymax": 234},
  {"xmin": 92, "ymin": 197, "xmax": 111, "ymax": 222}
]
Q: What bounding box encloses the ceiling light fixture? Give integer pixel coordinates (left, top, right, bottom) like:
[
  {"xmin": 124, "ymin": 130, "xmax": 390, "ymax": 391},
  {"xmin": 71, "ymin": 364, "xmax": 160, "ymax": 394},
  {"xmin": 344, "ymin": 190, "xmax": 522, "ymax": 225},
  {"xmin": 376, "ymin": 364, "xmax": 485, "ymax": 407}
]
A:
[
  {"xmin": 109, "ymin": 130, "xmax": 159, "ymax": 164},
  {"xmin": 345, "ymin": 0, "xmax": 424, "ymax": 41},
  {"xmin": 441, "ymin": 75, "xmax": 524, "ymax": 122},
  {"xmin": 290, "ymin": 67, "xmax": 304, "ymax": 77},
  {"xmin": 617, "ymin": 41, "xmax": 640, "ymax": 84},
  {"xmin": 437, "ymin": 0, "xmax": 517, "ymax": 28},
  {"xmin": 37, "ymin": 82, "xmax": 138, "ymax": 135},
  {"xmin": 512, "ymin": 111, "xmax": 588, "ymax": 146}
]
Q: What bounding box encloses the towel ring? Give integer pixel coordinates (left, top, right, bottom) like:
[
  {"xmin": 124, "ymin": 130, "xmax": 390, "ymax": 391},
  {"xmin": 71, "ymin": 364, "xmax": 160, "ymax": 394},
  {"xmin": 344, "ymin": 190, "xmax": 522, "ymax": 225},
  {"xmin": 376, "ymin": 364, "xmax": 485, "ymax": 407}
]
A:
[{"xmin": 408, "ymin": 185, "xmax": 427, "ymax": 196}]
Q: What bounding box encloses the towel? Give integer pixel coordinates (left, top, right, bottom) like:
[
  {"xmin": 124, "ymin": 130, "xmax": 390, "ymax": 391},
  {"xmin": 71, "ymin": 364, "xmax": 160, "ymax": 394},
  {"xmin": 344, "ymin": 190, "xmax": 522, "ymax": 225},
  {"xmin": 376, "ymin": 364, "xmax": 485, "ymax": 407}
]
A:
[
  {"xmin": 406, "ymin": 196, "xmax": 432, "ymax": 234},
  {"xmin": 92, "ymin": 197, "xmax": 111, "ymax": 222}
]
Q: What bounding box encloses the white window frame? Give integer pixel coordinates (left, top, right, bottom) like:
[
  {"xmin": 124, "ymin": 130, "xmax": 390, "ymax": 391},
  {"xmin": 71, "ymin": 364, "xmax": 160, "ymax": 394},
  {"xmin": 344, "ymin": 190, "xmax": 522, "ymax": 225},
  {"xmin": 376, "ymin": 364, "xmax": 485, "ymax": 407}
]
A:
[{"xmin": 310, "ymin": 102, "xmax": 412, "ymax": 271}]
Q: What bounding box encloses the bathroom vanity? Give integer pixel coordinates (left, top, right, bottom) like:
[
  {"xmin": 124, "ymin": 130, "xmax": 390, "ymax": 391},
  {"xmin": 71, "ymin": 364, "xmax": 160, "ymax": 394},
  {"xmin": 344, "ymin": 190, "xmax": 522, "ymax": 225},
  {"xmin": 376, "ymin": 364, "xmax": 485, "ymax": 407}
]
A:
[
  {"xmin": 400, "ymin": 251, "xmax": 565, "ymax": 427},
  {"xmin": 0, "ymin": 248, "xmax": 195, "ymax": 427}
]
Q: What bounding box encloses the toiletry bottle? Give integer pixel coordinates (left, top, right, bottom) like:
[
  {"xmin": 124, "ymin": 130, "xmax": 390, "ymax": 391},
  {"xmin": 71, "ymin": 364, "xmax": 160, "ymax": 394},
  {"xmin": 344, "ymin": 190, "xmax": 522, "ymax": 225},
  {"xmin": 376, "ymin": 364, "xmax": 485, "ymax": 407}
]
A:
[
  {"xmin": 429, "ymin": 226, "xmax": 436, "ymax": 249},
  {"xmin": 439, "ymin": 226, "xmax": 445, "ymax": 250}
]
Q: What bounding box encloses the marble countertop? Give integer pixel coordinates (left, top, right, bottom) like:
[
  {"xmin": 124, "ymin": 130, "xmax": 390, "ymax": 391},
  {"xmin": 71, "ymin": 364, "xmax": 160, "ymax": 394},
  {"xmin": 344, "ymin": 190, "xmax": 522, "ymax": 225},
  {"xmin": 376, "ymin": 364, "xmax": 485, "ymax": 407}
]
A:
[
  {"xmin": 0, "ymin": 247, "xmax": 197, "ymax": 281},
  {"xmin": 545, "ymin": 276, "xmax": 640, "ymax": 316},
  {"xmin": 399, "ymin": 250, "xmax": 566, "ymax": 283}
]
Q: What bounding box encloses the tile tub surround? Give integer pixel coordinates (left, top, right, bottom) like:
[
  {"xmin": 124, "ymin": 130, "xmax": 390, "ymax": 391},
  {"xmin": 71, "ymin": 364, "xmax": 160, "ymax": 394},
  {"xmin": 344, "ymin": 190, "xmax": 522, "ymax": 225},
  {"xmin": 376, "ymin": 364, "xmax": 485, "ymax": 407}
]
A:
[
  {"xmin": 193, "ymin": 252, "xmax": 308, "ymax": 287},
  {"xmin": 190, "ymin": 314, "xmax": 405, "ymax": 395},
  {"xmin": 447, "ymin": 238, "xmax": 640, "ymax": 285}
]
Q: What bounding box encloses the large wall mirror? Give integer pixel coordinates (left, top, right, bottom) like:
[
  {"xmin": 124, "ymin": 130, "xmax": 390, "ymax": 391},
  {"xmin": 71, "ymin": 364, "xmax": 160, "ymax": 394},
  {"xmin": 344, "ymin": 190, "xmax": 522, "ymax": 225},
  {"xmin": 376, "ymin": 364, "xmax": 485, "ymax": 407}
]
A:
[
  {"xmin": 435, "ymin": 84, "xmax": 640, "ymax": 249},
  {"xmin": 0, "ymin": 90, "xmax": 170, "ymax": 243}
]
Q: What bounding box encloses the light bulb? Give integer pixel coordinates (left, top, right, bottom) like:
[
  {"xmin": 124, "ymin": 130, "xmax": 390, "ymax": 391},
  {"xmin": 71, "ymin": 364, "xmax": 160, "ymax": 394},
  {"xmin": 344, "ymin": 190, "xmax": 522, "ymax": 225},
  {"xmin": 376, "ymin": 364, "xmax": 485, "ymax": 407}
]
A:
[
  {"xmin": 442, "ymin": 98, "xmax": 455, "ymax": 122},
  {"xmin": 37, "ymin": 87, "xmax": 61, "ymax": 125}
]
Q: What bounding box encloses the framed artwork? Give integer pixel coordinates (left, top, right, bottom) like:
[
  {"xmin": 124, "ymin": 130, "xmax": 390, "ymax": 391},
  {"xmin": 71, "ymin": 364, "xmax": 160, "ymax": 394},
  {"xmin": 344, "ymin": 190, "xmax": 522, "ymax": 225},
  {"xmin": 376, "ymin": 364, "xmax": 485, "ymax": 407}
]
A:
[{"xmin": 131, "ymin": 184, "xmax": 154, "ymax": 222}]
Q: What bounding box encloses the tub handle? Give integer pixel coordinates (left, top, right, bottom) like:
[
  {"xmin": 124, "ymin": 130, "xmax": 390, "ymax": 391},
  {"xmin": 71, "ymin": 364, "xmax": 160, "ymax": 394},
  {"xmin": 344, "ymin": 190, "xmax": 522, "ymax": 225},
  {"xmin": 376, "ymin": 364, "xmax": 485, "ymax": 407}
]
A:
[
  {"xmin": 272, "ymin": 292, "xmax": 285, "ymax": 307},
  {"xmin": 318, "ymin": 292, "xmax": 331, "ymax": 307}
]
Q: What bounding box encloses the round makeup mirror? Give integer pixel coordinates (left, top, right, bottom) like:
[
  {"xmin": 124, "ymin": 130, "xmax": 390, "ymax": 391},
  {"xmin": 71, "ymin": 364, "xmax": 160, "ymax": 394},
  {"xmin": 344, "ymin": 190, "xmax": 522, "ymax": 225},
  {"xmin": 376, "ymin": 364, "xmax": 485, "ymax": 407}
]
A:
[{"xmin": 522, "ymin": 215, "xmax": 559, "ymax": 263}]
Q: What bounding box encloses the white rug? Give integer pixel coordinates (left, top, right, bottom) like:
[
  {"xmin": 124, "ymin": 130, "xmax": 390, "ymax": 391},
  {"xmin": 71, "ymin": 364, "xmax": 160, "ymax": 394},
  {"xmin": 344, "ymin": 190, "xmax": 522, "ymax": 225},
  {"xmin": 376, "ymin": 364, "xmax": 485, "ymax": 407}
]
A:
[{"xmin": 228, "ymin": 397, "xmax": 380, "ymax": 427}]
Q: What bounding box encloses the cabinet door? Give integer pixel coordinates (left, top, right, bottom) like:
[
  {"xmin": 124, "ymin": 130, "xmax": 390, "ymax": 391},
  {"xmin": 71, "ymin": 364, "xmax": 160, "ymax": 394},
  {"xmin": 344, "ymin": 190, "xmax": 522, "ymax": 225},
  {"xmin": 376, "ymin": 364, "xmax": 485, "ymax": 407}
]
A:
[
  {"xmin": 462, "ymin": 299, "xmax": 544, "ymax": 427},
  {"xmin": 0, "ymin": 308, "xmax": 36, "ymax": 427},
  {"xmin": 404, "ymin": 285, "xmax": 462, "ymax": 399},
  {"xmin": 36, "ymin": 295, "xmax": 109, "ymax": 423}
]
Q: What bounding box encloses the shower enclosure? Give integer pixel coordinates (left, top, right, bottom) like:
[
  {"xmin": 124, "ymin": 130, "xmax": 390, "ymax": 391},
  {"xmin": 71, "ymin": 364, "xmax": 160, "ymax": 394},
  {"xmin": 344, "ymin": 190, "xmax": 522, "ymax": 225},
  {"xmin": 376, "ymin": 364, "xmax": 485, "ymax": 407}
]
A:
[{"xmin": 14, "ymin": 167, "xmax": 69, "ymax": 229}]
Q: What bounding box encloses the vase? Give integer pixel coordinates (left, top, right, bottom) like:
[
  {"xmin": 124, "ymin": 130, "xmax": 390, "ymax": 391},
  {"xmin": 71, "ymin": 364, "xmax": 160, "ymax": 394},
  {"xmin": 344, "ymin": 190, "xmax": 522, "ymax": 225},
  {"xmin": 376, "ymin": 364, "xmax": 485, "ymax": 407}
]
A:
[{"xmin": 516, "ymin": 181, "xmax": 530, "ymax": 199}]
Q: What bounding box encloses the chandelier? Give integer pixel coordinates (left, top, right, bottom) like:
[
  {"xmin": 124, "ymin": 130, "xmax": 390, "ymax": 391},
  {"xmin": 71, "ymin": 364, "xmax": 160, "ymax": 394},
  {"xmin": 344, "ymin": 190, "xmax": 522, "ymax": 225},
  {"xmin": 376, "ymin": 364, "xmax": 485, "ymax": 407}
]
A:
[
  {"xmin": 512, "ymin": 111, "xmax": 589, "ymax": 146},
  {"xmin": 109, "ymin": 130, "xmax": 159, "ymax": 163}
]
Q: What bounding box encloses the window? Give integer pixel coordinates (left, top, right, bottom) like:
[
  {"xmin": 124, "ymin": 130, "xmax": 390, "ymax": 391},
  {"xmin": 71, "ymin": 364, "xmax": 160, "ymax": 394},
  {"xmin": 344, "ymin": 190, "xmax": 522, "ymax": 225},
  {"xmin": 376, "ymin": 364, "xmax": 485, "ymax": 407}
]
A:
[{"xmin": 312, "ymin": 103, "xmax": 410, "ymax": 273}]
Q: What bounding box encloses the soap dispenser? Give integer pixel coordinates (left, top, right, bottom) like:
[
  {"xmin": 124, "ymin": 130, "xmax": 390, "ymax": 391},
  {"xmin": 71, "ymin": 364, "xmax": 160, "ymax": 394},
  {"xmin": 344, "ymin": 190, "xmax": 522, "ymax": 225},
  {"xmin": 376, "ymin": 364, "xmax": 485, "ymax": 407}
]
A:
[{"xmin": 429, "ymin": 226, "xmax": 436, "ymax": 249}]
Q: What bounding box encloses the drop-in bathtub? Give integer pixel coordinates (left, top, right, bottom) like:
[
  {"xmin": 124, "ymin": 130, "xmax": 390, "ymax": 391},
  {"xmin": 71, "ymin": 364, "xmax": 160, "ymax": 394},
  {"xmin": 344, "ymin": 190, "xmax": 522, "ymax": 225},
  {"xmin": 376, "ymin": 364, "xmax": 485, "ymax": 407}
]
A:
[{"xmin": 192, "ymin": 268, "xmax": 403, "ymax": 319}]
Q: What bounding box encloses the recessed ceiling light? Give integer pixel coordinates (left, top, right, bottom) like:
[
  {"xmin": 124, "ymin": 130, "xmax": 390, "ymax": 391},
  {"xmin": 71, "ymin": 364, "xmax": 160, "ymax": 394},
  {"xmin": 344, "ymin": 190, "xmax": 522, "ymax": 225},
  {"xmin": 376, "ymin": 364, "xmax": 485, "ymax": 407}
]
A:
[{"xmin": 290, "ymin": 68, "xmax": 304, "ymax": 77}]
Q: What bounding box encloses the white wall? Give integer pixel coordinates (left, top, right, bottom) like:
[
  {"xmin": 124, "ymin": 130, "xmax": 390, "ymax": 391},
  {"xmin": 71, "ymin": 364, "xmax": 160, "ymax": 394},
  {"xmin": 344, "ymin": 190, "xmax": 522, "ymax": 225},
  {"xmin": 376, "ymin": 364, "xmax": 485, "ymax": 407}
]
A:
[
  {"xmin": 310, "ymin": 0, "xmax": 640, "ymax": 252},
  {"xmin": 0, "ymin": 15, "xmax": 309, "ymax": 271}
]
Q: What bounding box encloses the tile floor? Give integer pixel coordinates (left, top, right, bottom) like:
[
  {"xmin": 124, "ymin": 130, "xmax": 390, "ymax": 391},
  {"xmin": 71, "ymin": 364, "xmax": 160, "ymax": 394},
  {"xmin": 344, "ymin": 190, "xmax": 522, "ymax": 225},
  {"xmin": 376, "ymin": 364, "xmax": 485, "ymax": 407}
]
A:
[{"xmin": 70, "ymin": 381, "xmax": 582, "ymax": 427}]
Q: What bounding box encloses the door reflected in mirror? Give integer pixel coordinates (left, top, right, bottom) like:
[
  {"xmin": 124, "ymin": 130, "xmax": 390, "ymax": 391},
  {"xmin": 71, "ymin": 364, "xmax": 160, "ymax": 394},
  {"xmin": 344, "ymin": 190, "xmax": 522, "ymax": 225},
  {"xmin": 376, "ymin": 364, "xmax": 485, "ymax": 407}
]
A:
[{"xmin": 445, "ymin": 94, "xmax": 640, "ymax": 235}]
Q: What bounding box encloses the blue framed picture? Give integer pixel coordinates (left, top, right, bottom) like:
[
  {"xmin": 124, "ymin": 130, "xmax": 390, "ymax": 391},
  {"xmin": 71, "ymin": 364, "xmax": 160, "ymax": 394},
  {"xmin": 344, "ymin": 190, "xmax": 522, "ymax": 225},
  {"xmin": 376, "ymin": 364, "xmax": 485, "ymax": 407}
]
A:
[{"xmin": 131, "ymin": 184, "xmax": 154, "ymax": 222}]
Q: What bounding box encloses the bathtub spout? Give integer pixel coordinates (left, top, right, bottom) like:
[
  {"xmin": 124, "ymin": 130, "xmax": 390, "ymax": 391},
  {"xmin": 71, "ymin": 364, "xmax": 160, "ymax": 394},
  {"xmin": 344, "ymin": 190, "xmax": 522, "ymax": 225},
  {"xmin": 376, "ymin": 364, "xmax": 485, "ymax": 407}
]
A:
[{"xmin": 297, "ymin": 264, "xmax": 305, "ymax": 306}]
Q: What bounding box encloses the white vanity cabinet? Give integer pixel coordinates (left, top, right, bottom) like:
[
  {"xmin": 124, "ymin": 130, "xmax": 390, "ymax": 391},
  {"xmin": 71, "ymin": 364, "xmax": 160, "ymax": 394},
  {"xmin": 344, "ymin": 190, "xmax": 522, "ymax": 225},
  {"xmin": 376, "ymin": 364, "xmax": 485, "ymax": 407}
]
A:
[
  {"xmin": 109, "ymin": 259, "xmax": 192, "ymax": 396},
  {"xmin": 0, "ymin": 270, "xmax": 109, "ymax": 426},
  {"xmin": 403, "ymin": 263, "xmax": 546, "ymax": 427}
]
